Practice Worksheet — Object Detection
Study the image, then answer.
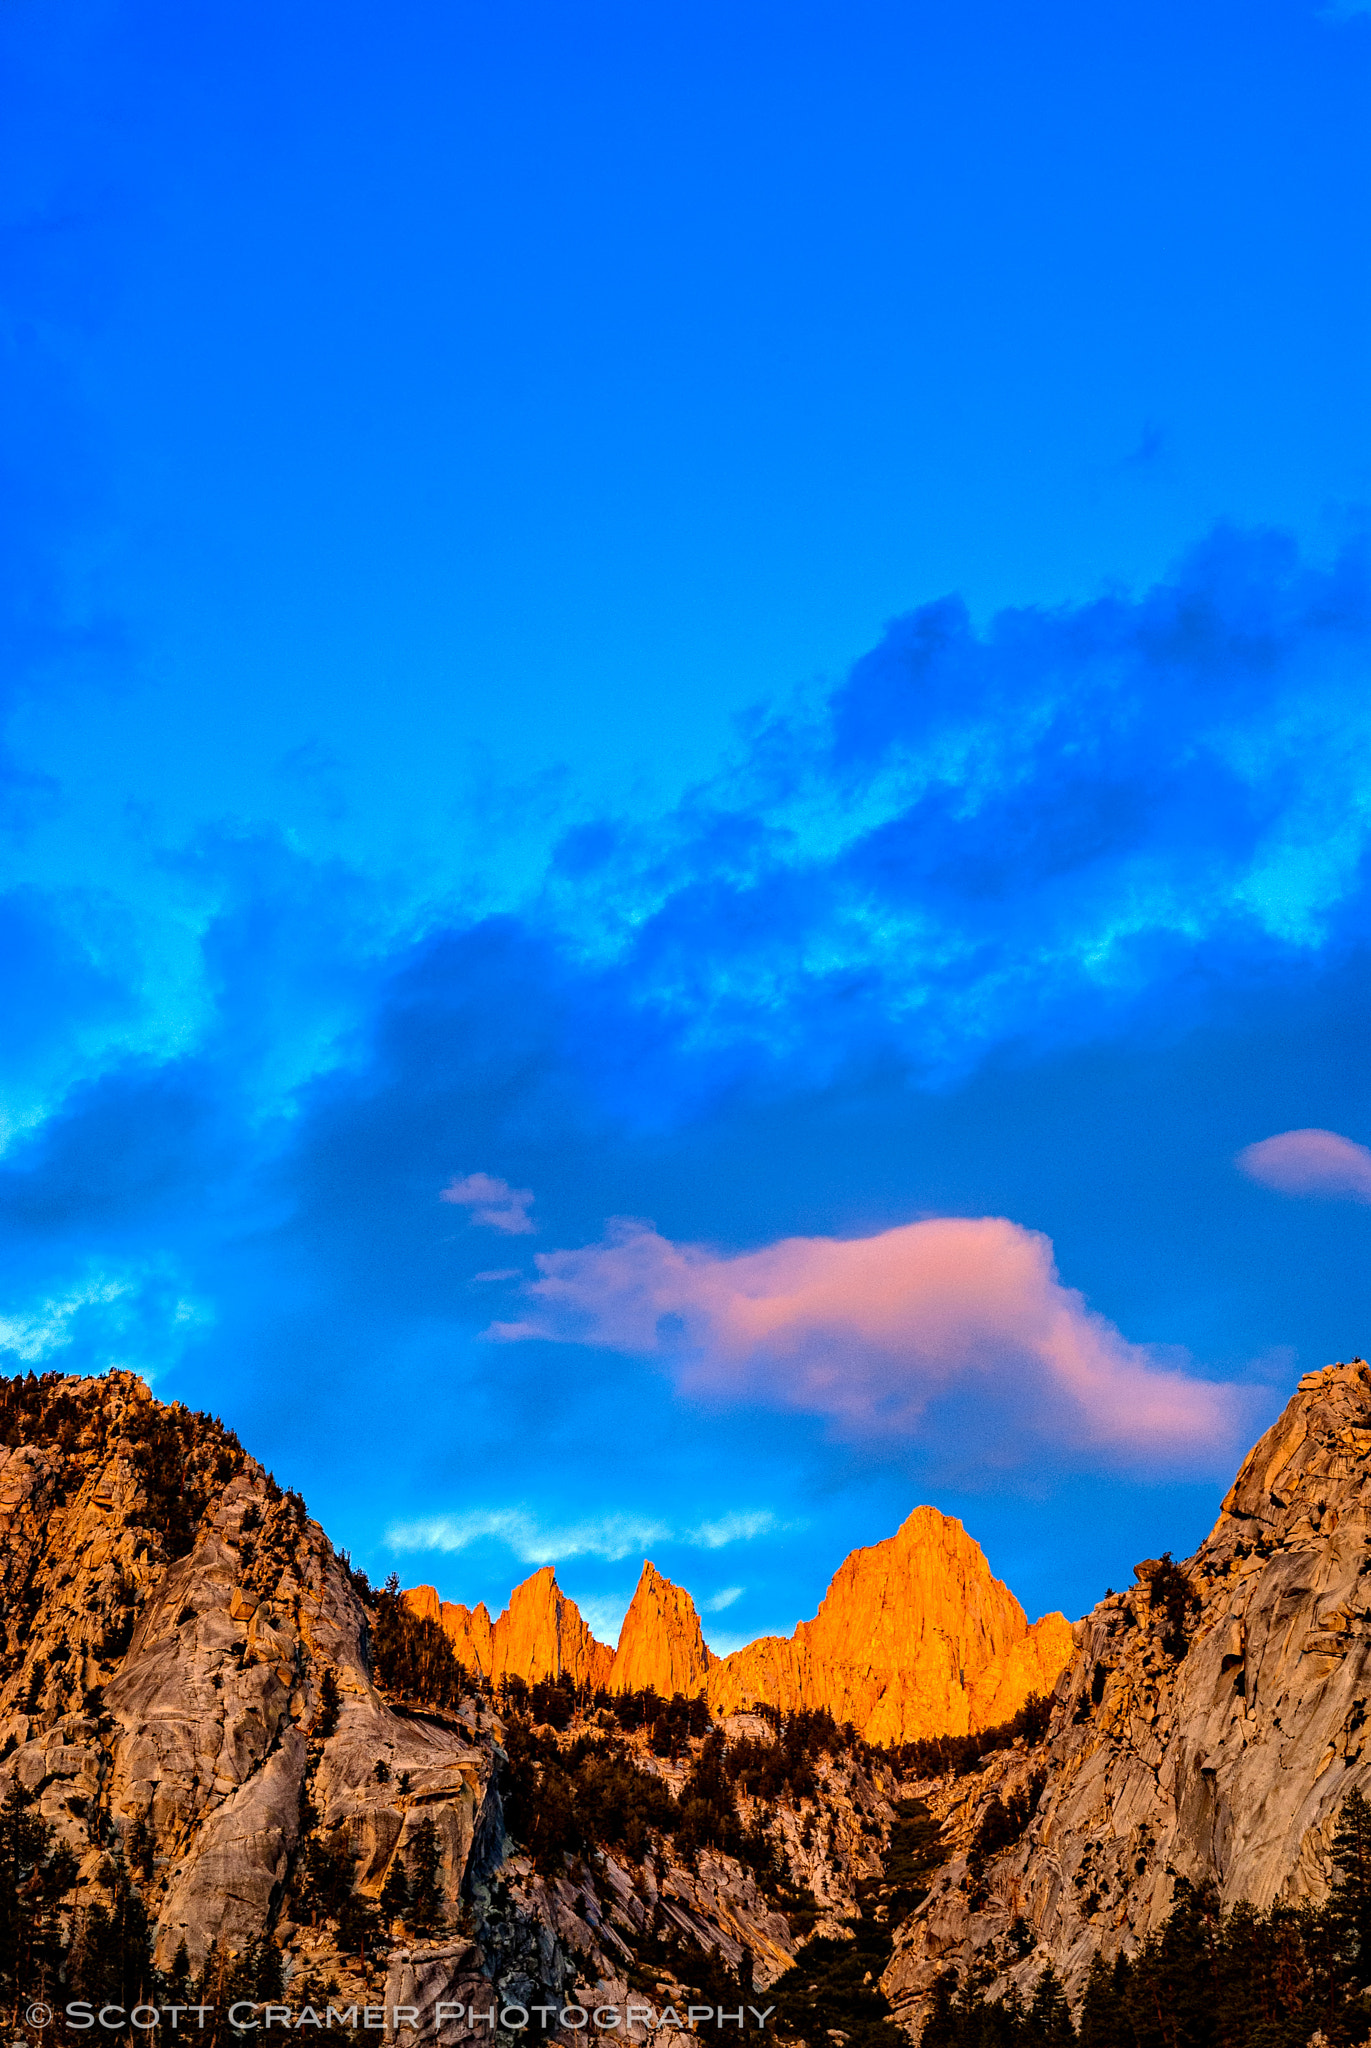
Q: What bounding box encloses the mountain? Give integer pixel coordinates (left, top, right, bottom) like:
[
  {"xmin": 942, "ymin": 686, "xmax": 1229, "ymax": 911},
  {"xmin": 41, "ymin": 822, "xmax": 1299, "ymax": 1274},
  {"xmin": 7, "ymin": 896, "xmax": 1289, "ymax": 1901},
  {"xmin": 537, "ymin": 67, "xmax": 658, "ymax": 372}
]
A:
[
  {"xmin": 403, "ymin": 1585, "xmax": 495, "ymax": 1676},
  {"xmin": 705, "ymin": 1507, "xmax": 1074, "ymax": 1744},
  {"xmin": 406, "ymin": 1566, "xmax": 612, "ymax": 1690},
  {"xmin": 883, "ymin": 1357, "xmax": 1371, "ymax": 2033},
  {"xmin": 0, "ymin": 1370, "xmax": 536, "ymax": 2016},
  {"xmin": 0, "ymin": 1367, "xmax": 917, "ymax": 2041},
  {"xmin": 9, "ymin": 1357, "xmax": 1371, "ymax": 2048},
  {"xmin": 406, "ymin": 1507, "xmax": 1071, "ymax": 1744},
  {"xmin": 610, "ymin": 1561, "xmax": 716, "ymax": 1696}
]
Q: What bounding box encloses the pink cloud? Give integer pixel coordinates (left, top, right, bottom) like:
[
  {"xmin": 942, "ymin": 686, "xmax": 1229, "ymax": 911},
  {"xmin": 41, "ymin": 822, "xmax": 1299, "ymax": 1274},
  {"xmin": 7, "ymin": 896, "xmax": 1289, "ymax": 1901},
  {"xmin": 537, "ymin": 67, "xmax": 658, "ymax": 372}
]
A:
[
  {"xmin": 1237, "ymin": 1128, "xmax": 1371, "ymax": 1203},
  {"xmin": 489, "ymin": 1215, "xmax": 1250, "ymax": 1470},
  {"xmin": 440, "ymin": 1172, "xmax": 535, "ymax": 1234}
]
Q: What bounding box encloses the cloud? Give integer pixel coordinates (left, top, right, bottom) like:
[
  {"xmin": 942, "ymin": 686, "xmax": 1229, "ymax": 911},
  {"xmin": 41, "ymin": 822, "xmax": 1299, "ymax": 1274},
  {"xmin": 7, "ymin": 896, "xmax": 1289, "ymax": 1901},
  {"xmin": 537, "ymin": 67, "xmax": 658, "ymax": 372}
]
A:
[
  {"xmin": 0, "ymin": 1263, "xmax": 210, "ymax": 1381},
  {"xmin": 385, "ymin": 1506, "xmax": 672, "ymax": 1564},
  {"xmin": 385, "ymin": 1502, "xmax": 780, "ymax": 1565},
  {"xmin": 573, "ymin": 1593, "xmax": 634, "ymax": 1644},
  {"xmin": 686, "ymin": 1510, "xmax": 780, "ymax": 1548},
  {"xmin": 0, "ymin": 522, "xmax": 1364, "ymax": 1569},
  {"xmin": 524, "ymin": 528, "xmax": 1371, "ymax": 1093},
  {"xmin": 0, "ymin": 1273, "xmax": 136, "ymax": 1363},
  {"xmin": 492, "ymin": 1215, "xmax": 1250, "ymax": 1471},
  {"xmin": 703, "ymin": 1585, "xmax": 743, "ymax": 1612},
  {"xmin": 1237, "ymin": 1128, "xmax": 1371, "ymax": 1203},
  {"xmin": 440, "ymin": 1172, "xmax": 535, "ymax": 1234}
]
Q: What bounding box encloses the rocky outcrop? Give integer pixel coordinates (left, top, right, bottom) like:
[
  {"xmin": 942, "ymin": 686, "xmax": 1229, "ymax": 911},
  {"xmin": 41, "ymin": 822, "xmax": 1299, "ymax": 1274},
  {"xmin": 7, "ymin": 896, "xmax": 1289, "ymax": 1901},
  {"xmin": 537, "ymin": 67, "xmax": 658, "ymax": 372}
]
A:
[
  {"xmin": 707, "ymin": 1506, "xmax": 1072, "ymax": 1743},
  {"xmin": 406, "ymin": 1509, "xmax": 1071, "ymax": 1742},
  {"xmin": 406, "ymin": 1567, "xmax": 612, "ymax": 1690},
  {"xmin": 405, "ymin": 1585, "xmax": 496, "ymax": 1678},
  {"xmin": 491, "ymin": 1566, "xmax": 614, "ymax": 1689},
  {"xmin": 966, "ymin": 1611, "xmax": 1076, "ymax": 1729},
  {"xmin": 608, "ymin": 1562, "xmax": 716, "ymax": 1696},
  {"xmin": 0, "ymin": 1371, "xmax": 566, "ymax": 2031},
  {"xmin": 0, "ymin": 1367, "xmax": 1065, "ymax": 2048},
  {"xmin": 883, "ymin": 1358, "xmax": 1371, "ymax": 2029}
]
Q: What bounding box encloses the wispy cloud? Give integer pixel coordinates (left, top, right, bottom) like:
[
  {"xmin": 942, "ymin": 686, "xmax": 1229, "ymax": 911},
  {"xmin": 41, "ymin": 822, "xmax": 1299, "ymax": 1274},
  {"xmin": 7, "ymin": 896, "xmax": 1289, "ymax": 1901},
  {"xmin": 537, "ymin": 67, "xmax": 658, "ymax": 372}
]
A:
[
  {"xmin": 1237, "ymin": 1128, "xmax": 1371, "ymax": 1203},
  {"xmin": 492, "ymin": 1215, "xmax": 1252, "ymax": 1472},
  {"xmin": 0, "ymin": 1275, "xmax": 136, "ymax": 1363},
  {"xmin": 573, "ymin": 1593, "xmax": 635, "ymax": 1644},
  {"xmin": 385, "ymin": 1503, "xmax": 780, "ymax": 1565},
  {"xmin": 0, "ymin": 1266, "xmax": 209, "ymax": 1382},
  {"xmin": 687, "ymin": 1511, "xmax": 779, "ymax": 1548},
  {"xmin": 703, "ymin": 1585, "xmax": 743, "ymax": 1612},
  {"xmin": 441, "ymin": 1172, "xmax": 535, "ymax": 1234},
  {"xmin": 385, "ymin": 1507, "xmax": 669, "ymax": 1563}
]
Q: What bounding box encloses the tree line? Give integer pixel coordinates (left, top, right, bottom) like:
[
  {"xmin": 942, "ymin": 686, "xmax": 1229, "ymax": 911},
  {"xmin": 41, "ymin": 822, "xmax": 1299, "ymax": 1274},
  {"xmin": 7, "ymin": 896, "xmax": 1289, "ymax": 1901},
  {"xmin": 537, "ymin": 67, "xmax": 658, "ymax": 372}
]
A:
[{"xmin": 923, "ymin": 1787, "xmax": 1371, "ymax": 2048}]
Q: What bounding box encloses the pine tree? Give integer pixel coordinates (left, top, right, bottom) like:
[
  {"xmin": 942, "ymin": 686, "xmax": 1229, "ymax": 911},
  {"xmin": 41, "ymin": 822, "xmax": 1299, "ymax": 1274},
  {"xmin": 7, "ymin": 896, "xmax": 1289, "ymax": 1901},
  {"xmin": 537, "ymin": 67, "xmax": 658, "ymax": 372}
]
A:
[
  {"xmin": 165, "ymin": 1938, "xmax": 193, "ymax": 2007},
  {"xmin": 0, "ymin": 1780, "xmax": 78, "ymax": 2009},
  {"xmin": 1078, "ymin": 1951, "xmax": 1128, "ymax": 2048},
  {"xmin": 1330, "ymin": 1785, "xmax": 1371, "ymax": 1969},
  {"xmin": 917, "ymin": 1969, "xmax": 960, "ymax": 2048},
  {"xmin": 64, "ymin": 1865, "xmax": 155, "ymax": 2014},
  {"xmin": 255, "ymin": 1936, "xmax": 285, "ymax": 2000},
  {"xmin": 1027, "ymin": 1964, "xmax": 1075, "ymax": 2047},
  {"xmin": 317, "ymin": 1667, "xmax": 342, "ymax": 1739},
  {"xmin": 126, "ymin": 1814, "xmax": 155, "ymax": 1882},
  {"xmin": 406, "ymin": 1816, "xmax": 444, "ymax": 1935},
  {"xmin": 379, "ymin": 1853, "xmax": 411, "ymax": 1926}
]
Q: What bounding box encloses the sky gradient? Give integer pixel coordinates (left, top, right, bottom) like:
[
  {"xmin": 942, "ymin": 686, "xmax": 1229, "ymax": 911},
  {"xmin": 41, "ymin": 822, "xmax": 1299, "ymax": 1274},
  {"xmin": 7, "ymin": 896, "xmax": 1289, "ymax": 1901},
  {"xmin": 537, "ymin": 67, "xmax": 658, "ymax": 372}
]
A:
[{"xmin": 2, "ymin": 0, "xmax": 1370, "ymax": 1649}]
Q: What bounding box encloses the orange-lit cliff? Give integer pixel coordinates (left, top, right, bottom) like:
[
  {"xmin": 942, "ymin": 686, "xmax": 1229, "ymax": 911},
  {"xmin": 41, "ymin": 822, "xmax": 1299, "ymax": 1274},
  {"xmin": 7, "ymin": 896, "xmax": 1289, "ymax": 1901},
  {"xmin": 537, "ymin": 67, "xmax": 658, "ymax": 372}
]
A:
[{"xmin": 403, "ymin": 1503, "xmax": 1072, "ymax": 1742}]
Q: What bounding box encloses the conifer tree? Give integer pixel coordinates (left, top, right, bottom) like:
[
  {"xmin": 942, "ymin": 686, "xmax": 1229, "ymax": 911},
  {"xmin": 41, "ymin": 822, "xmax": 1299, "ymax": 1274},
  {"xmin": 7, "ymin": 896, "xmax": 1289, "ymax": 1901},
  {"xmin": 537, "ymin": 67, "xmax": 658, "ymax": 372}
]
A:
[
  {"xmin": 0, "ymin": 1781, "xmax": 78, "ymax": 2009},
  {"xmin": 317, "ymin": 1667, "xmax": 342, "ymax": 1738},
  {"xmin": 1330, "ymin": 1784, "xmax": 1371, "ymax": 1968},
  {"xmin": 379, "ymin": 1853, "xmax": 411, "ymax": 1925},
  {"xmin": 1026, "ymin": 1963, "xmax": 1075, "ymax": 2047},
  {"xmin": 165, "ymin": 1937, "xmax": 194, "ymax": 2007},
  {"xmin": 1077, "ymin": 1951, "xmax": 1127, "ymax": 2048},
  {"xmin": 406, "ymin": 1816, "xmax": 444, "ymax": 1935}
]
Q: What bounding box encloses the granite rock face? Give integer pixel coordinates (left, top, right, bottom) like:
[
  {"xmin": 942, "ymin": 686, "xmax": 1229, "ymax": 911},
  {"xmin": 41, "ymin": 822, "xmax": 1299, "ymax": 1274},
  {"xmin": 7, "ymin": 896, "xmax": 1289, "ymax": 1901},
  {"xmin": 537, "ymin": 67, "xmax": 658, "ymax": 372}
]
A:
[
  {"xmin": 0, "ymin": 1372, "xmax": 548, "ymax": 2024},
  {"xmin": 404, "ymin": 1569, "xmax": 612, "ymax": 1691},
  {"xmin": 707, "ymin": 1508, "xmax": 1072, "ymax": 1744},
  {"xmin": 0, "ymin": 1369, "xmax": 934, "ymax": 2048},
  {"xmin": 408, "ymin": 1509, "xmax": 1071, "ymax": 1744},
  {"xmin": 405, "ymin": 1586, "xmax": 496, "ymax": 1682},
  {"xmin": 609, "ymin": 1563, "xmax": 716, "ymax": 1697},
  {"xmin": 883, "ymin": 1360, "xmax": 1371, "ymax": 2031}
]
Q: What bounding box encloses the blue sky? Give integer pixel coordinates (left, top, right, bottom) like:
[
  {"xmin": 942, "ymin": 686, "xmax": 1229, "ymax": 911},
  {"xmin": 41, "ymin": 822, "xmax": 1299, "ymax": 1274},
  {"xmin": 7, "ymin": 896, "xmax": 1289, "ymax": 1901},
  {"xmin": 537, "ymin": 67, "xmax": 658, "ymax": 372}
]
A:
[{"xmin": 2, "ymin": 0, "xmax": 1370, "ymax": 1646}]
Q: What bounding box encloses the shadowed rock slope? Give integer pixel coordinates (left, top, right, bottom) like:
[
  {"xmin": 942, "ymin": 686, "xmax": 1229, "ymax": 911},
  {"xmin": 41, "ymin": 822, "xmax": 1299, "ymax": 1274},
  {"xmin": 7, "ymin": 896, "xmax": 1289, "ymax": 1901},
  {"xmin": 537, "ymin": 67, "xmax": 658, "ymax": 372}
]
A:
[{"xmin": 882, "ymin": 1358, "xmax": 1371, "ymax": 2033}]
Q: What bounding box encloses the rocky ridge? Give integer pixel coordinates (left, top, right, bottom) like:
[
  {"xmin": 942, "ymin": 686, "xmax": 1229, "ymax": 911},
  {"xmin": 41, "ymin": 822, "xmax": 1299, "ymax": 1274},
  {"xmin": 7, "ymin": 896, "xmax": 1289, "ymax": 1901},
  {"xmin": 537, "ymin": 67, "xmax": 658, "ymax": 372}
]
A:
[
  {"xmin": 612, "ymin": 1564, "xmax": 716, "ymax": 1699},
  {"xmin": 882, "ymin": 1358, "xmax": 1371, "ymax": 2032},
  {"xmin": 17, "ymin": 1359, "xmax": 1371, "ymax": 2047},
  {"xmin": 406, "ymin": 1569, "xmax": 613, "ymax": 1693},
  {"xmin": 0, "ymin": 1370, "xmax": 958, "ymax": 2048},
  {"xmin": 704, "ymin": 1509, "xmax": 1072, "ymax": 1745},
  {"xmin": 0, "ymin": 1372, "xmax": 560, "ymax": 2036},
  {"xmin": 406, "ymin": 1510, "xmax": 1072, "ymax": 1746}
]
